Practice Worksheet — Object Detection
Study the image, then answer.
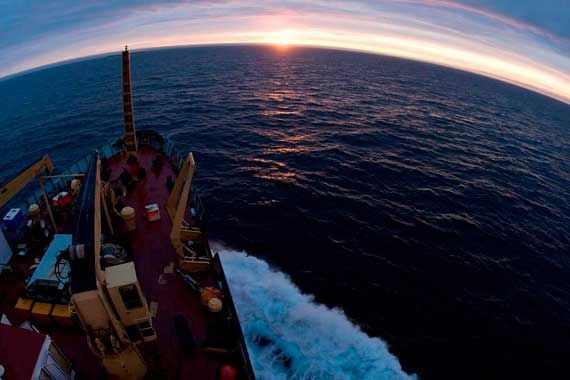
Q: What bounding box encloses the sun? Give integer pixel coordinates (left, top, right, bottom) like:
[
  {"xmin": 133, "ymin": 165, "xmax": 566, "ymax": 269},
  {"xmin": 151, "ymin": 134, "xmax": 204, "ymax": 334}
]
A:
[{"xmin": 270, "ymin": 30, "xmax": 300, "ymax": 48}]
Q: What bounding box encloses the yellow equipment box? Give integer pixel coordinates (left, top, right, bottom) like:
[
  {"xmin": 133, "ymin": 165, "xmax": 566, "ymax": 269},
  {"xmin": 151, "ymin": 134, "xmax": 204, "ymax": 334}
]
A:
[
  {"xmin": 51, "ymin": 304, "xmax": 74, "ymax": 326},
  {"xmin": 32, "ymin": 302, "xmax": 53, "ymax": 325}
]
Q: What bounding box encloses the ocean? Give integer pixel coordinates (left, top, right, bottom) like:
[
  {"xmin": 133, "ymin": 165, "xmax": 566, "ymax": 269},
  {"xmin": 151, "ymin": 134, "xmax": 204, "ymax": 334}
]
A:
[{"xmin": 1, "ymin": 45, "xmax": 569, "ymax": 379}]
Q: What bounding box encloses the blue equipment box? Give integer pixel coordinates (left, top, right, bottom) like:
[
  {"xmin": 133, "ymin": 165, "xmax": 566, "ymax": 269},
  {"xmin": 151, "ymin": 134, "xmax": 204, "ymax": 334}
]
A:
[{"xmin": 3, "ymin": 208, "xmax": 24, "ymax": 228}]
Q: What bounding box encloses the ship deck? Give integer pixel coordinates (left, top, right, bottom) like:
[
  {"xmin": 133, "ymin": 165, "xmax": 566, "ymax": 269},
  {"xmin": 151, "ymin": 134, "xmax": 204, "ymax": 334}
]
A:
[
  {"xmin": 1, "ymin": 145, "xmax": 233, "ymax": 379},
  {"xmin": 107, "ymin": 145, "xmax": 225, "ymax": 379}
]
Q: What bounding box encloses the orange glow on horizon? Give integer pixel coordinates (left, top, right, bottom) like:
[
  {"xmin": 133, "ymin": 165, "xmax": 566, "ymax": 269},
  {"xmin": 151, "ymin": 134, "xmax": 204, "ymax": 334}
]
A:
[
  {"xmin": 4, "ymin": 23, "xmax": 570, "ymax": 104},
  {"xmin": 243, "ymin": 28, "xmax": 570, "ymax": 105}
]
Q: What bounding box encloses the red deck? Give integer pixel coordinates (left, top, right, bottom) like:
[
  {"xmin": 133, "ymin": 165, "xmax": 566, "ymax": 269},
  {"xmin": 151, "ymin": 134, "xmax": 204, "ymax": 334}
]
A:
[
  {"xmin": 1, "ymin": 145, "xmax": 237, "ymax": 379},
  {"xmin": 108, "ymin": 145, "xmax": 225, "ymax": 379}
]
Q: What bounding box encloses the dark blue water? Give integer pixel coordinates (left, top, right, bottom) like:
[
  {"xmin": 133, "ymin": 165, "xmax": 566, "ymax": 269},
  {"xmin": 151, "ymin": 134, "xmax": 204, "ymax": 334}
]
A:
[{"xmin": 1, "ymin": 46, "xmax": 569, "ymax": 379}]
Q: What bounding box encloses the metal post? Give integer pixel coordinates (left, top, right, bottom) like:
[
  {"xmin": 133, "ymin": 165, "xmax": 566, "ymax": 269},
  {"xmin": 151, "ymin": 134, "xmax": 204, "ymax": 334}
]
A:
[
  {"xmin": 39, "ymin": 178, "xmax": 57, "ymax": 231},
  {"xmin": 101, "ymin": 190, "xmax": 114, "ymax": 237}
]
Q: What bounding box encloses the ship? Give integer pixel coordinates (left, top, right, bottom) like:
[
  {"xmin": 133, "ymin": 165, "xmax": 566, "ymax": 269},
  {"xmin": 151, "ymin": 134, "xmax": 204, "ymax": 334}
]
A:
[{"xmin": 0, "ymin": 47, "xmax": 256, "ymax": 380}]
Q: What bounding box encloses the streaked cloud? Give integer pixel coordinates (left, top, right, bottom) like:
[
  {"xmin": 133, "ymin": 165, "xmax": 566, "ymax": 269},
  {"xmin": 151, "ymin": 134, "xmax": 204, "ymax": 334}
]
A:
[{"xmin": 1, "ymin": 0, "xmax": 569, "ymax": 104}]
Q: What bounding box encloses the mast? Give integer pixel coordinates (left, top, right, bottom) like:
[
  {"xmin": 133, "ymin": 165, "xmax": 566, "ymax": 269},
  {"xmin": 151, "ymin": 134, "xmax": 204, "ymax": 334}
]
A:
[{"xmin": 122, "ymin": 46, "xmax": 137, "ymax": 156}]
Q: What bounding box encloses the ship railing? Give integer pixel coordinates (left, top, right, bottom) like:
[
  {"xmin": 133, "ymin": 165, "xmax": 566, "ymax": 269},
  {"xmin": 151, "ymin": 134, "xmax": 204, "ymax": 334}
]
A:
[
  {"xmin": 2, "ymin": 130, "xmax": 205, "ymax": 228},
  {"xmin": 106, "ymin": 130, "xmax": 207, "ymax": 225},
  {"xmin": 0, "ymin": 151, "xmax": 100, "ymax": 219},
  {"xmin": 131, "ymin": 130, "xmax": 206, "ymax": 223}
]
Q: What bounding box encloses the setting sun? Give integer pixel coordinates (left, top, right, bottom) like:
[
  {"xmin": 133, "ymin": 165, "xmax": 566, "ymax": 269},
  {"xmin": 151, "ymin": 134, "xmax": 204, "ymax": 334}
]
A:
[{"xmin": 269, "ymin": 30, "xmax": 301, "ymax": 47}]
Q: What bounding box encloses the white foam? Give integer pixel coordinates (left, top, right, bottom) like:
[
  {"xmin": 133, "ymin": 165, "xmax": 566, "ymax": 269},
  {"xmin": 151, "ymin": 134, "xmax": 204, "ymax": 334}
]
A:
[{"xmin": 218, "ymin": 247, "xmax": 417, "ymax": 380}]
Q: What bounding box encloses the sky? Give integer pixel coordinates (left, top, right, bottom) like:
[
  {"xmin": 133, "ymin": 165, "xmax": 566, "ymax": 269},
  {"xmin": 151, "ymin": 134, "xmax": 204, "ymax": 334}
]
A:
[{"xmin": 1, "ymin": 0, "xmax": 569, "ymax": 104}]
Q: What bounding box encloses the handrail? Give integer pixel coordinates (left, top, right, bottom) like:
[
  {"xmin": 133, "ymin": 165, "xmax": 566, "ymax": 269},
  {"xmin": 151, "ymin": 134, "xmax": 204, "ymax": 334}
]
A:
[{"xmin": 0, "ymin": 130, "xmax": 201, "ymax": 220}]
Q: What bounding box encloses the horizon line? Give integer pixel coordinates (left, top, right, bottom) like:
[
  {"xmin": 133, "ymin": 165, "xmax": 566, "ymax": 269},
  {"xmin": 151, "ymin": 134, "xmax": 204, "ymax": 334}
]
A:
[{"xmin": 1, "ymin": 42, "xmax": 569, "ymax": 107}]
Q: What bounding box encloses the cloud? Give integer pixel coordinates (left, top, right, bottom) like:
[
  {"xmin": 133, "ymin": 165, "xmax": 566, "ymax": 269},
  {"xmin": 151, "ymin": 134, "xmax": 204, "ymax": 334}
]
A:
[
  {"xmin": 457, "ymin": 0, "xmax": 570, "ymax": 39},
  {"xmin": 0, "ymin": 0, "xmax": 569, "ymax": 104}
]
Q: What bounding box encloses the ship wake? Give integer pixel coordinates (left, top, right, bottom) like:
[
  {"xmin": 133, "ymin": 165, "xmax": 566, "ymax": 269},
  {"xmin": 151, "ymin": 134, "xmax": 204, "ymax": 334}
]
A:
[{"xmin": 218, "ymin": 247, "xmax": 417, "ymax": 380}]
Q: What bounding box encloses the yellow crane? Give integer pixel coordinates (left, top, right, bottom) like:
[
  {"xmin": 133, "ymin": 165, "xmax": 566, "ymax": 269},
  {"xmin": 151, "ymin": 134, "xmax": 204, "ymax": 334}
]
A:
[{"xmin": 0, "ymin": 154, "xmax": 55, "ymax": 225}]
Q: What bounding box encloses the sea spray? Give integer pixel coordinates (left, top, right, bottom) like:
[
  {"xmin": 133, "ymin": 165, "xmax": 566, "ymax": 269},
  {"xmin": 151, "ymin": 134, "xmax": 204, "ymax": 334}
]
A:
[{"xmin": 218, "ymin": 248, "xmax": 417, "ymax": 380}]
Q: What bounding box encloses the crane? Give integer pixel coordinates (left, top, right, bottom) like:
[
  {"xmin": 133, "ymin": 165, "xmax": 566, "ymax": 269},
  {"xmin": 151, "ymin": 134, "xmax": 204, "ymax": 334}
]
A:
[
  {"xmin": 0, "ymin": 155, "xmax": 55, "ymax": 208},
  {"xmin": 0, "ymin": 155, "xmax": 55, "ymax": 226}
]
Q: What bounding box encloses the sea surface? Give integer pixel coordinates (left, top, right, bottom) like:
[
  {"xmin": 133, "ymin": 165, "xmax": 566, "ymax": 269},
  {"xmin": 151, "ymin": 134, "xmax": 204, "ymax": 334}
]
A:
[{"xmin": 1, "ymin": 46, "xmax": 569, "ymax": 379}]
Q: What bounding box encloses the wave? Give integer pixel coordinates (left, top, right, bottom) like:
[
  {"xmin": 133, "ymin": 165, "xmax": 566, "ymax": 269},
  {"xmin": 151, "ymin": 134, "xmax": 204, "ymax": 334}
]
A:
[{"xmin": 218, "ymin": 246, "xmax": 417, "ymax": 380}]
